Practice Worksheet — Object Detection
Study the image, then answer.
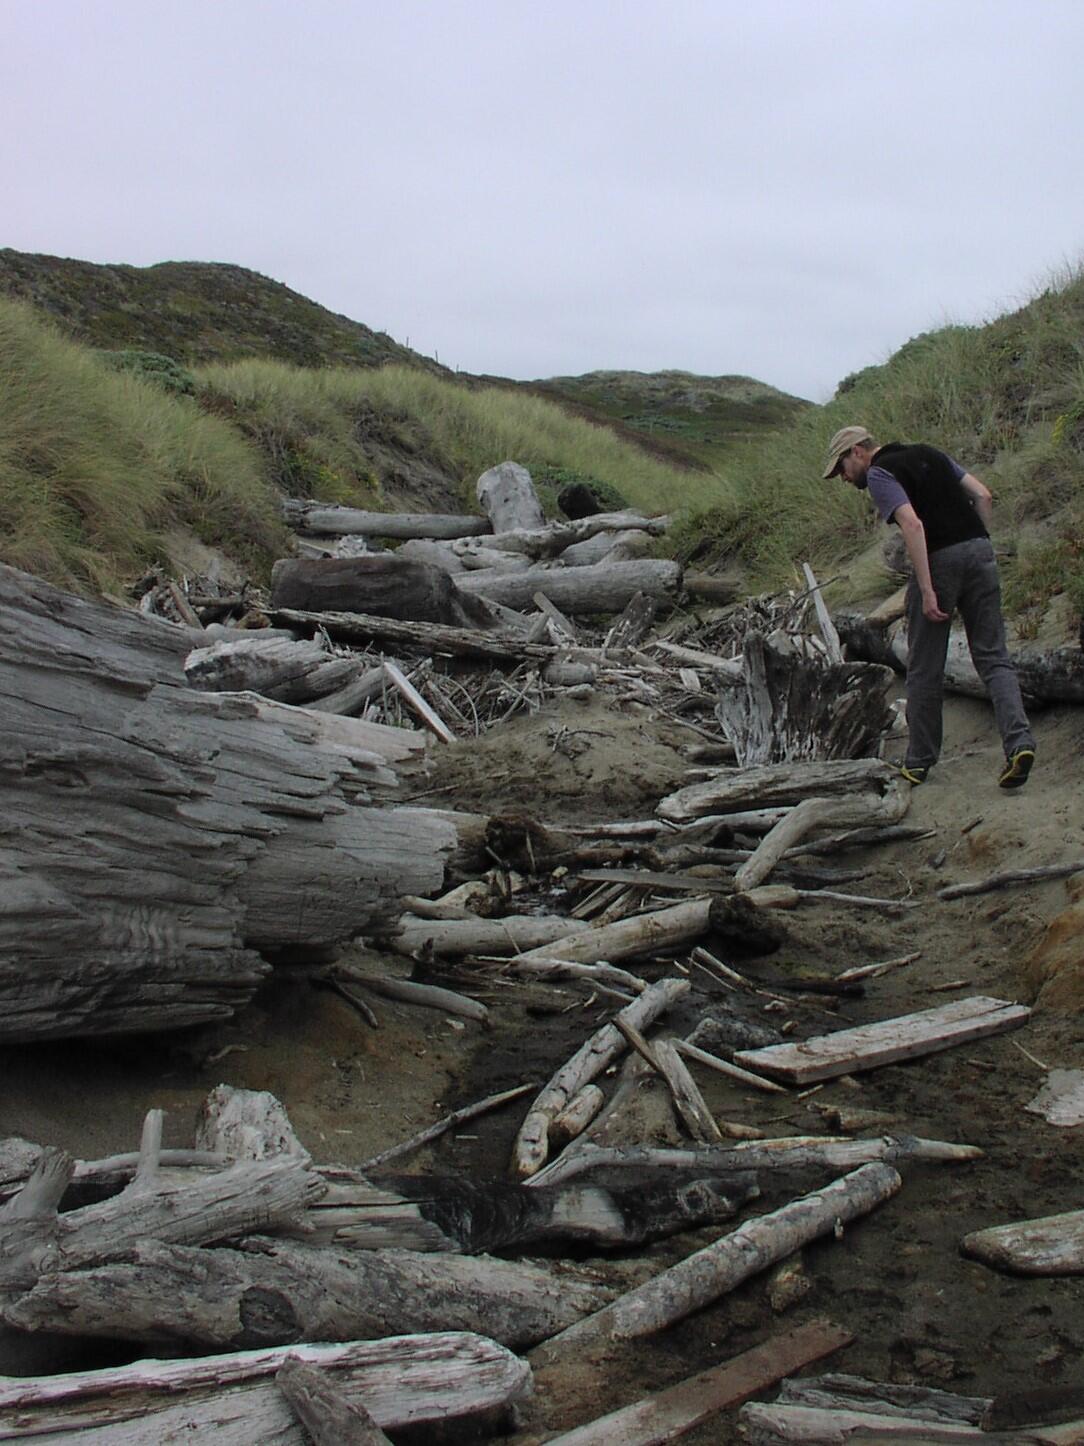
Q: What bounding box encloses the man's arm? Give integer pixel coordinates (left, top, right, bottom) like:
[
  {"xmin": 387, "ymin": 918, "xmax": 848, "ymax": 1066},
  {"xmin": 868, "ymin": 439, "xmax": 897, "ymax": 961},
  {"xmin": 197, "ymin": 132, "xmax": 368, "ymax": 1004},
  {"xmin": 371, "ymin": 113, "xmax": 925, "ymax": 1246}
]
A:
[
  {"xmin": 960, "ymin": 471, "xmax": 993, "ymax": 530},
  {"xmin": 894, "ymin": 502, "xmax": 949, "ymax": 623}
]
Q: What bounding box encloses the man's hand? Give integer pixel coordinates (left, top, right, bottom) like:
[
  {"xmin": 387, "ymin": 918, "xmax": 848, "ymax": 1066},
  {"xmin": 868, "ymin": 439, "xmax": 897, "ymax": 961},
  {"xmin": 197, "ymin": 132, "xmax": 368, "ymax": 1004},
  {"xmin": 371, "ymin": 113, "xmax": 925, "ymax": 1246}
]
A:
[{"xmin": 922, "ymin": 590, "xmax": 949, "ymax": 623}]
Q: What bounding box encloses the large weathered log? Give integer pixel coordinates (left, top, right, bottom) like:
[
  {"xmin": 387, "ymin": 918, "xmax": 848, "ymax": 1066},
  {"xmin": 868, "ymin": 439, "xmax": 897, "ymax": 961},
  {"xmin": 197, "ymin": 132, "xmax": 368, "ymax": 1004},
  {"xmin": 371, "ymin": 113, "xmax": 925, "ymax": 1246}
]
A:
[
  {"xmin": 274, "ymin": 607, "xmax": 555, "ymax": 661},
  {"xmin": 270, "ymin": 555, "xmax": 502, "ymax": 629},
  {"xmin": 715, "ymin": 630, "xmax": 896, "ymax": 766},
  {"xmin": 0, "ymin": 1333, "xmax": 532, "ymax": 1441},
  {"xmin": 184, "ymin": 636, "xmax": 359, "ymax": 704},
  {"xmin": 0, "ymin": 566, "xmax": 456, "ymax": 1041},
  {"xmin": 282, "ymin": 499, "xmax": 491, "ymax": 539},
  {"xmin": 455, "ymin": 558, "xmax": 682, "ymax": 614},
  {"xmin": 5, "ymin": 1237, "xmax": 610, "ymax": 1350},
  {"xmin": 476, "ymin": 460, "xmax": 546, "ymax": 532},
  {"xmin": 835, "ymin": 611, "xmax": 1084, "ymax": 705},
  {"xmin": 657, "ymin": 758, "xmax": 896, "ymax": 824}
]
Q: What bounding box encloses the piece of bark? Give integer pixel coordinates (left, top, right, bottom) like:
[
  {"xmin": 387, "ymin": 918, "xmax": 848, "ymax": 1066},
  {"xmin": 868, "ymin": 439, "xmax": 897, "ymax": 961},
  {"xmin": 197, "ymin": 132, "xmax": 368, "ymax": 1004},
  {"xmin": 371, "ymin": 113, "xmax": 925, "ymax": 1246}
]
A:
[
  {"xmin": 0, "ymin": 565, "xmax": 455, "ymax": 1042},
  {"xmin": 658, "ymin": 757, "xmax": 896, "ymax": 823},
  {"xmin": 455, "ymin": 558, "xmax": 683, "ymax": 614},
  {"xmin": 735, "ymin": 996, "xmax": 1031, "ymax": 1085},
  {"xmin": 513, "ymin": 977, "xmax": 690, "ymax": 1178},
  {"xmin": 476, "ymin": 460, "xmax": 546, "ymax": 532},
  {"xmin": 545, "ymin": 1317, "xmax": 852, "ymax": 1445},
  {"xmin": 276, "ymin": 1359, "xmax": 392, "ymax": 1445},
  {"xmin": 961, "ymin": 1209, "xmax": 1084, "ymax": 1275},
  {"xmin": 282, "ymin": 501, "xmax": 492, "ymax": 539},
  {"xmin": 271, "ymin": 555, "xmax": 504, "ymax": 630},
  {"xmin": 381, "ymin": 660, "xmax": 455, "ymax": 742},
  {"xmin": 195, "ymin": 1085, "xmax": 311, "ymax": 1162},
  {"xmin": 605, "ymin": 590, "xmax": 658, "ymax": 649},
  {"xmin": 0, "ymin": 1332, "xmax": 532, "ymax": 1441}
]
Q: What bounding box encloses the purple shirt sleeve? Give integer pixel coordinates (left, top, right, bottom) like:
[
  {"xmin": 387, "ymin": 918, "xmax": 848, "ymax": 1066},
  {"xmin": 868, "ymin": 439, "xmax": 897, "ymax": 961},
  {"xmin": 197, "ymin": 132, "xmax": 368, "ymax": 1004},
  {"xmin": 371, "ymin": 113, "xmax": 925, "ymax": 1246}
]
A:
[{"xmin": 868, "ymin": 453, "xmax": 966, "ymax": 524}]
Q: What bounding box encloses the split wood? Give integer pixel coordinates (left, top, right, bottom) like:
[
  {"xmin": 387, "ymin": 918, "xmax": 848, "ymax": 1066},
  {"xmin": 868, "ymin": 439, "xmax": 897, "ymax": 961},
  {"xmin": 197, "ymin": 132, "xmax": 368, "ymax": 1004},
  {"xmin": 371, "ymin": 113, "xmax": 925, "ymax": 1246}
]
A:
[{"xmin": 735, "ymin": 995, "xmax": 1031, "ymax": 1085}]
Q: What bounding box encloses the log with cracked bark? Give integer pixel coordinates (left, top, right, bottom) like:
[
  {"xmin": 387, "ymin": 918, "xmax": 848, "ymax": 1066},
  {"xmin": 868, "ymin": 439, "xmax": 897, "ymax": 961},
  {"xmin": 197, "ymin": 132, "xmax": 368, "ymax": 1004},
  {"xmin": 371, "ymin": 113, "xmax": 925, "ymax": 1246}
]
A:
[
  {"xmin": 0, "ymin": 565, "xmax": 456, "ymax": 1041},
  {"xmin": 0, "ymin": 1332, "xmax": 532, "ymax": 1441},
  {"xmin": 455, "ymin": 558, "xmax": 682, "ymax": 614}
]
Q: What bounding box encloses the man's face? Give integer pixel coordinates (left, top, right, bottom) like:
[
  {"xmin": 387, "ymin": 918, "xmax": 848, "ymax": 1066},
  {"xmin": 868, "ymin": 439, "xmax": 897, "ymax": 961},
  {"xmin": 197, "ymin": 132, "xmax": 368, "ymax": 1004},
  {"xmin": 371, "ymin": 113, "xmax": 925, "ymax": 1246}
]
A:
[{"xmin": 839, "ymin": 445, "xmax": 869, "ymax": 489}]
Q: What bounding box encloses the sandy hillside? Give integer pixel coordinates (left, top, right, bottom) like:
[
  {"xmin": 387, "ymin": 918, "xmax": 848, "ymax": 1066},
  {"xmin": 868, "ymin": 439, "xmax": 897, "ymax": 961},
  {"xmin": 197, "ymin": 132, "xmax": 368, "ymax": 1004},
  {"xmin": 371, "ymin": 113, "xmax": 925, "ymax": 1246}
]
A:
[{"xmin": 2, "ymin": 680, "xmax": 1084, "ymax": 1438}]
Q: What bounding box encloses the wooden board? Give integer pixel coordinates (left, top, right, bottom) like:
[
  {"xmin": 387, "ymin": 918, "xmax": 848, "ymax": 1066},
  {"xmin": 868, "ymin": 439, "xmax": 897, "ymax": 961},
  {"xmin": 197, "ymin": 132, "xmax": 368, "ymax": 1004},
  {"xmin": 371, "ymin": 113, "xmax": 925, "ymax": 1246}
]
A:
[{"xmin": 734, "ymin": 996, "xmax": 1031, "ymax": 1085}]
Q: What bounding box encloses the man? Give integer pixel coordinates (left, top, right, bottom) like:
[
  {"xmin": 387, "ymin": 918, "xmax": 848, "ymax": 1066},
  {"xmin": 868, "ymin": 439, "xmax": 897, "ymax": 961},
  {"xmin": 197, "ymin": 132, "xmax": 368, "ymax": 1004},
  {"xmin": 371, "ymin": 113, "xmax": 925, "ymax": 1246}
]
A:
[{"xmin": 822, "ymin": 425, "xmax": 1035, "ymax": 788}]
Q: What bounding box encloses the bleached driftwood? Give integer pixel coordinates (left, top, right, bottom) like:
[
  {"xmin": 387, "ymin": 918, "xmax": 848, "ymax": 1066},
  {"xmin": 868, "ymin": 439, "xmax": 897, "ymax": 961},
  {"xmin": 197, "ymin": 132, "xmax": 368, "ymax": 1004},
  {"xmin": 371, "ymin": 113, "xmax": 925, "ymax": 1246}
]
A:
[
  {"xmin": 714, "ymin": 631, "xmax": 895, "ymax": 766},
  {"xmin": 524, "ymin": 1134, "xmax": 982, "ymax": 1190},
  {"xmin": 734, "ymin": 782, "xmax": 909, "ymax": 892},
  {"xmin": 513, "ymin": 977, "xmax": 690, "ymax": 1178},
  {"xmin": 962, "ymin": 1209, "xmax": 1084, "ymax": 1275},
  {"xmin": 456, "ymin": 559, "xmax": 682, "ymax": 614},
  {"xmin": 532, "ymin": 1163, "xmax": 900, "ymax": 1360},
  {"xmin": 195, "ymin": 1085, "xmax": 310, "ymax": 1162},
  {"xmin": 381, "ymin": 660, "xmax": 455, "ymax": 742},
  {"xmin": 0, "ymin": 1332, "xmax": 532, "ymax": 1441},
  {"xmin": 454, "ymin": 509, "xmax": 670, "ymax": 561},
  {"xmin": 6, "ymin": 1236, "xmax": 611, "ymax": 1350},
  {"xmin": 657, "ymin": 757, "xmax": 899, "ymax": 824},
  {"xmin": 735, "ymin": 996, "xmax": 1031, "ymax": 1085},
  {"xmin": 0, "ymin": 565, "xmax": 455, "ymax": 1041},
  {"xmin": 476, "ymin": 460, "xmax": 546, "ymax": 532},
  {"xmin": 276, "ymin": 1358, "xmax": 392, "ymax": 1446},
  {"xmin": 332, "ymin": 964, "xmax": 488, "ymax": 1023},
  {"xmin": 611, "ymin": 1023, "xmax": 722, "ymax": 1144},
  {"xmin": 384, "ymin": 913, "xmax": 591, "ymax": 958},
  {"xmin": 544, "ymin": 1318, "xmax": 853, "ymax": 1446},
  {"xmin": 184, "ymin": 635, "xmax": 360, "ymax": 704},
  {"xmin": 552, "ymin": 1085, "xmax": 606, "ymax": 1145},
  {"xmin": 558, "ymin": 528, "xmax": 653, "ymax": 566},
  {"xmin": 307, "ymin": 664, "xmax": 388, "ymax": 717},
  {"xmin": 282, "ymin": 500, "xmax": 491, "ymax": 539},
  {"xmin": 511, "ymin": 898, "xmax": 713, "ymax": 974}
]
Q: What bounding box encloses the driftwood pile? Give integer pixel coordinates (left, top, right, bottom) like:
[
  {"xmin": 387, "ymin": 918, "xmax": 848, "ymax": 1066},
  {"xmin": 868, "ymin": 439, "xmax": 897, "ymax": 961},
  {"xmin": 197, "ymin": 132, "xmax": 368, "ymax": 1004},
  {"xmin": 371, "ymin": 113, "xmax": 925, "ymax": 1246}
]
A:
[{"xmin": 4, "ymin": 460, "xmax": 1081, "ymax": 1439}]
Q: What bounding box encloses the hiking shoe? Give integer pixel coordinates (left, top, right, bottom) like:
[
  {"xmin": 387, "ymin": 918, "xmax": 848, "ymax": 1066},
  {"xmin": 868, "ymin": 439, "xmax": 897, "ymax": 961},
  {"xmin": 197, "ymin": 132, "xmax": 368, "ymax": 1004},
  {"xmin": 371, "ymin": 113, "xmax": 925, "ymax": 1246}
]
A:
[
  {"xmin": 999, "ymin": 749, "xmax": 1035, "ymax": 789},
  {"xmin": 898, "ymin": 764, "xmax": 929, "ymax": 786}
]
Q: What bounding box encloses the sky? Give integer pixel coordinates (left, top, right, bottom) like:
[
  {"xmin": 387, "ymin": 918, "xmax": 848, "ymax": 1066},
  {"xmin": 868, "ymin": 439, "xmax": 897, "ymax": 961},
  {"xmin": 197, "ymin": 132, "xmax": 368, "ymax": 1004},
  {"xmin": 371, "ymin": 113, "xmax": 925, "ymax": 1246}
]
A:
[{"xmin": 5, "ymin": 0, "xmax": 1084, "ymax": 401}]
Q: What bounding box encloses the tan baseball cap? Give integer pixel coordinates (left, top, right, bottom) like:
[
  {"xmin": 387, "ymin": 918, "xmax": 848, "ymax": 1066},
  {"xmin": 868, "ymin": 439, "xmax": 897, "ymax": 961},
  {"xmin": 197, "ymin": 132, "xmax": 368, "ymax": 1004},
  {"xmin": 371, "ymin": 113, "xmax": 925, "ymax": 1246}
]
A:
[{"xmin": 822, "ymin": 425, "xmax": 873, "ymax": 479}]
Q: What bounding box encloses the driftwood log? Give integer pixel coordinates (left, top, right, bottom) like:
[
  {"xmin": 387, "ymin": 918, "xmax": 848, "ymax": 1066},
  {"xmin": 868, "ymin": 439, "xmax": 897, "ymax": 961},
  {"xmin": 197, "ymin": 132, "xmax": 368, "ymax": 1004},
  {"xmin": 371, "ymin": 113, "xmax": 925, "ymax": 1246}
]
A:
[
  {"xmin": 270, "ymin": 555, "xmax": 503, "ymax": 629},
  {"xmin": 282, "ymin": 499, "xmax": 491, "ymax": 540},
  {"xmin": 455, "ymin": 558, "xmax": 682, "ymax": 614},
  {"xmin": 183, "ymin": 635, "xmax": 359, "ymax": 704},
  {"xmin": 476, "ymin": 460, "xmax": 546, "ymax": 532},
  {"xmin": 657, "ymin": 757, "xmax": 898, "ymax": 824},
  {"xmin": 836, "ymin": 610, "xmax": 1084, "ymax": 705},
  {"xmin": 0, "ymin": 1333, "xmax": 532, "ymax": 1441},
  {"xmin": 0, "ymin": 564, "xmax": 456, "ymax": 1041}
]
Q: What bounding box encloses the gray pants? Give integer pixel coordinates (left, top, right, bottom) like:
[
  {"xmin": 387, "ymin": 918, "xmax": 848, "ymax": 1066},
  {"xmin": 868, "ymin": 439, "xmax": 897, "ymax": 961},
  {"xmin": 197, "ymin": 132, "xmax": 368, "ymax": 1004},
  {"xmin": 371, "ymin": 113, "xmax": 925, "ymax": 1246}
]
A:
[{"xmin": 905, "ymin": 537, "xmax": 1034, "ymax": 769}]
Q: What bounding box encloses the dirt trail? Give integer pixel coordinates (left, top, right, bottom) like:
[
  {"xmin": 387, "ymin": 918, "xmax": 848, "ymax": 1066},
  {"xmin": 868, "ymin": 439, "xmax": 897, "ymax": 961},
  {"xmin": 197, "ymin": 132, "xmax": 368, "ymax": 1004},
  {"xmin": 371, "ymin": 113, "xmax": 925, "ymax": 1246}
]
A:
[{"xmin": 2, "ymin": 686, "xmax": 1083, "ymax": 1437}]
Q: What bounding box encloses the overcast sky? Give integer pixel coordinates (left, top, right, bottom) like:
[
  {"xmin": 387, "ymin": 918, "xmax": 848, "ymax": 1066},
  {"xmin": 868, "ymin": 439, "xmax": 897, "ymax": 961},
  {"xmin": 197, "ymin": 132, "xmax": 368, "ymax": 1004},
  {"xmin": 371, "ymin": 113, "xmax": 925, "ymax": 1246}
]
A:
[{"xmin": 6, "ymin": 0, "xmax": 1084, "ymax": 400}]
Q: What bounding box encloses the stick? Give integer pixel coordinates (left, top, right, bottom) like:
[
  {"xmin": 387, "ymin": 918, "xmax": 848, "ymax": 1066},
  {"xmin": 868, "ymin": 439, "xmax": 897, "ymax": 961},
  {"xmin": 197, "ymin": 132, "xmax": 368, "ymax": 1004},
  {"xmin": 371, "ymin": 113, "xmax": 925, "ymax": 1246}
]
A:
[
  {"xmin": 382, "ymin": 660, "xmax": 455, "ymax": 742},
  {"xmin": 276, "ymin": 1359, "xmax": 393, "ymax": 1445},
  {"xmin": 836, "ymin": 950, "xmax": 922, "ymax": 984},
  {"xmin": 673, "ymin": 1038, "xmax": 789, "ymax": 1094},
  {"xmin": 336, "ymin": 965, "xmax": 487, "ymax": 1023},
  {"xmin": 938, "ymin": 860, "xmax": 1084, "ymax": 901},
  {"xmin": 612, "ymin": 1020, "xmax": 722, "ymax": 1143},
  {"xmin": 359, "ymin": 1084, "xmax": 535, "ymax": 1170}
]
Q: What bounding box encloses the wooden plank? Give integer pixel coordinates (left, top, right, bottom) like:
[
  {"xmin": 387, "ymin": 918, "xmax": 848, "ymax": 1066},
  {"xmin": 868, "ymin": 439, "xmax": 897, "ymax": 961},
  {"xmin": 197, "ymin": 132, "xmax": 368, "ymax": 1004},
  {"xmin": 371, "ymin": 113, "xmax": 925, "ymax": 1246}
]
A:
[
  {"xmin": 547, "ymin": 1317, "xmax": 852, "ymax": 1445},
  {"xmin": 962, "ymin": 1209, "xmax": 1084, "ymax": 1275},
  {"xmin": 735, "ymin": 996, "xmax": 1031, "ymax": 1085},
  {"xmin": 801, "ymin": 562, "xmax": 844, "ymax": 664},
  {"xmin": 532, "ymin": 590, "xmax": 581, "ymax": 641}
]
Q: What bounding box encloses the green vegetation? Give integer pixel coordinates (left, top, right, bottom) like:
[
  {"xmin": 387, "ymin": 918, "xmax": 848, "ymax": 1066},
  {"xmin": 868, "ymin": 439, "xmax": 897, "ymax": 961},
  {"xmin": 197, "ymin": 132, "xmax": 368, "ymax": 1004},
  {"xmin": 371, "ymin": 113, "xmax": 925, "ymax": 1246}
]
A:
[
  {"xmin": 532, "ymin": 369, "xmax": 810, "ymax": 467},
  {"xmin": 0, "ymin": 298, "xmax": 283, "ymax": 591},
  {"xmin": 686, "ymin": 268, "xmax": 1084, "ymax": 629},
  {"xmin": 196, "ymin": 359, "xmax": 725, "ymax": 518},
  {"xmin": 98, "ymin": 350, "xmax": 197, "ymax": 395}
]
